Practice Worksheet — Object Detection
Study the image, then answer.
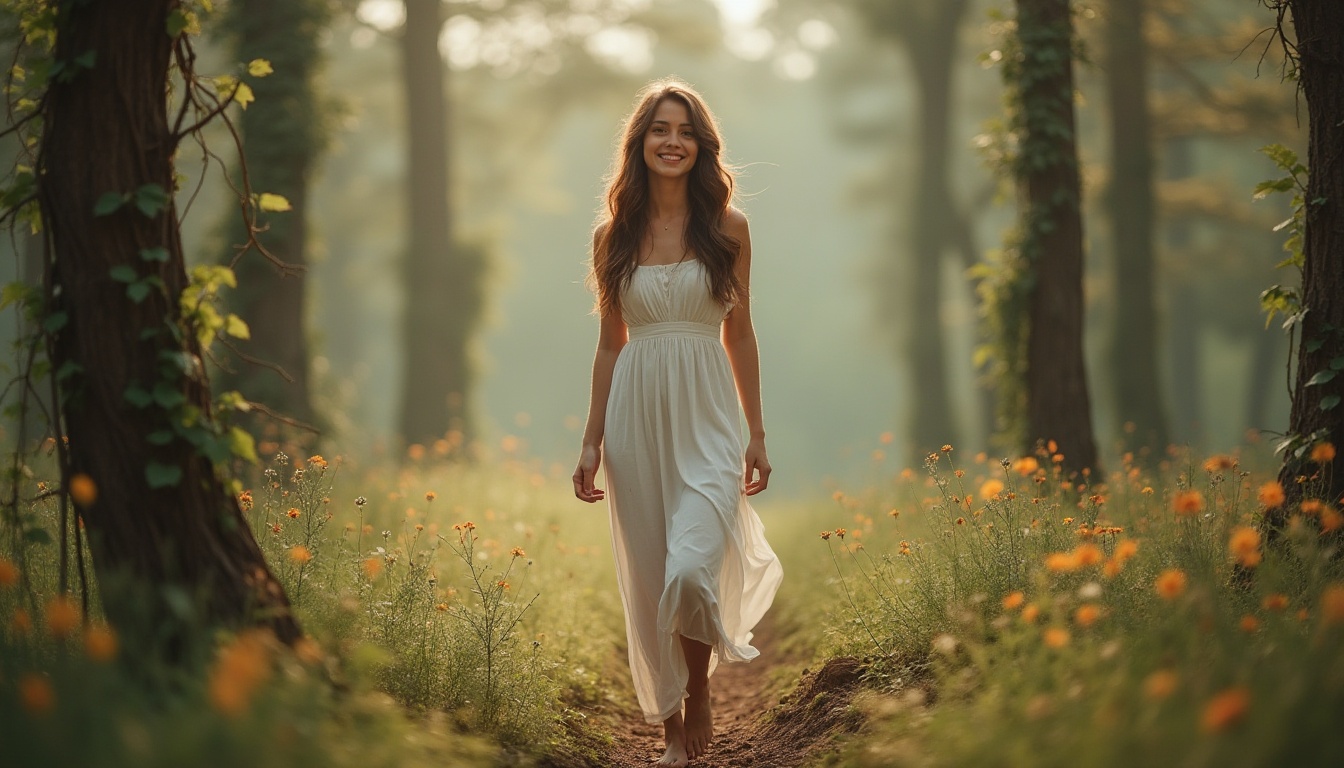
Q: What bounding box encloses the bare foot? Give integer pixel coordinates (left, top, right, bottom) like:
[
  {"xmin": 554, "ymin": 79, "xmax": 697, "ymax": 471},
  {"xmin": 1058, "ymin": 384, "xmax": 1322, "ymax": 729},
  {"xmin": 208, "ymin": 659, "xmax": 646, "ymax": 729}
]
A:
[
  {"xmin": 683, "ymin": 685, "xmax": 714, "ymax": 761},
  {"xmin": 657, "ymin": 711, "xmax": 689, "ymax": 767}
]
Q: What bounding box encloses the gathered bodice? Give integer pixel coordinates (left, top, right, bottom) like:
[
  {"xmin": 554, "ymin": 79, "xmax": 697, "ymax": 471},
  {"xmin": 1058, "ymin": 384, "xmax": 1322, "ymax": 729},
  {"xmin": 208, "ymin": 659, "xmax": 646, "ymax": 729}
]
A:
[{"xmin": 620, "ymin": 261, "xmax": 728, "ymax": 333}]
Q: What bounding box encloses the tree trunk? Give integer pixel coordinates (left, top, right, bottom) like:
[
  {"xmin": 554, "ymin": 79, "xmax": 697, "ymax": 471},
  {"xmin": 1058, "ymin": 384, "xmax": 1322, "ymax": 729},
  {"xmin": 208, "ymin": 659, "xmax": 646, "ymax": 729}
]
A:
[
  {"xmin": 1104, "ymin": 0, "xmax": 1169, "ymax": 458},
  {"xmin": 1161, "ymin": 137, "xmax": 1203, "ymax": 449},
  {"xmin": 398, "ymin": 0, "xmax": 482, "ymax": 449},
  {"xmin": 38, "ymin": 0, "xmax": 299, "ymax": 648},
  {"xmin": 1272, "ymin": 0, "xmax": 1344, "ymax": 516},
  {"xmin": 896, "ymin": 1, "xmax": 969, "ymax": 456},
  {"xmin": 1017, "ymin": 0, "xmax": 1099, "ymax": 474},
  {"xmin": 217, "ymin": 0, "xmax": 330, "ymax": 426}
]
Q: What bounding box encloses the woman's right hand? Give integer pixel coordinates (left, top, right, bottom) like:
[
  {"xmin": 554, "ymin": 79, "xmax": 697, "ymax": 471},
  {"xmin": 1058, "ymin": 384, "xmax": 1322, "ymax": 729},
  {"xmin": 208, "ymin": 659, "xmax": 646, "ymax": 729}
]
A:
[{"xmin": 573, "ymin": 444, "xmax": 605, "ymax": 503}]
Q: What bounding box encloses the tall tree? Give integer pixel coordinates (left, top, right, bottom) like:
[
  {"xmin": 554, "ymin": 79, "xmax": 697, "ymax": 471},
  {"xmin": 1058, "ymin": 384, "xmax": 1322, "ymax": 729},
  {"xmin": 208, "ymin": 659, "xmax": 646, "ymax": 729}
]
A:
[
  {"xmin": 398, "ymin": 0, "xmax": 484, "ymax": 449},
  {"xmin": 1103, "ymin": 0, "xmax": 1169, "ymax": 457},
  {"xmin": 34, "ymin": 1, "xmax": 298, "ymax": 647},
  {"xmin": 1266, "ymin": 0, "xmax": 1344, "ymax": 515},
  {"xmin": 217, "ymin": 0, "xmax": 333, "ymax": 426},
  {"xmin": 991, "ymin": 0, "xmax": 1099, "ymax": 473}
]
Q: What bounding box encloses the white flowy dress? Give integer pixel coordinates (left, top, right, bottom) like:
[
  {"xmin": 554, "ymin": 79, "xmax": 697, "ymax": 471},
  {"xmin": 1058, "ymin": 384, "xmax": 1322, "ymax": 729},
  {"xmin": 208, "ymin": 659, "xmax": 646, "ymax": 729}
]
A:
[{"xmin": 602, "ymin": 259, "xmax": 784, "ymax": 724}]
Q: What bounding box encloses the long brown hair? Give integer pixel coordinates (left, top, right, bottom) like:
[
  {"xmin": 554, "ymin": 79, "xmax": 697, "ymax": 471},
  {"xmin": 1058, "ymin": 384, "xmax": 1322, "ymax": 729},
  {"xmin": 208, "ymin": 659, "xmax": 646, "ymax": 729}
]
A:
[{"xmin": 591, "ymin": 78, "xmax": 743, "ymax": 317}]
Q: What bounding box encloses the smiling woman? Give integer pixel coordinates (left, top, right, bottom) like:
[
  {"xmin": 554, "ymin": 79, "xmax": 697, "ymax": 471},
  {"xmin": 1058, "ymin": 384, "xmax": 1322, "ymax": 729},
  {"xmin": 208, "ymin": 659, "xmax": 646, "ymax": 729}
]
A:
[{"xmin": 573, "ymin": 79, "xmax": 783, "ymax": 768}]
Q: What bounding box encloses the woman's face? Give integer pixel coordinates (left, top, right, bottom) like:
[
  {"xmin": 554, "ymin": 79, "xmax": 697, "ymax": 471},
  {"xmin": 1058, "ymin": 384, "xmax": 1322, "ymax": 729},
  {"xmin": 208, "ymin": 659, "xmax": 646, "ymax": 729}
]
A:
[{"xmin": 642, "ymin": 98, "xmax": 698, "ymax": 179}]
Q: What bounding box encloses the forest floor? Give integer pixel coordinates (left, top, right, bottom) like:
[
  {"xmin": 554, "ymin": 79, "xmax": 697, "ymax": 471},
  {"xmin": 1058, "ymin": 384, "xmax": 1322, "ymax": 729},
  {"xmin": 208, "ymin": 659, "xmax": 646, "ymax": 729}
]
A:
[{"xmin": 589, "ymin": 615, "xmax": 867, "ymax": 768}]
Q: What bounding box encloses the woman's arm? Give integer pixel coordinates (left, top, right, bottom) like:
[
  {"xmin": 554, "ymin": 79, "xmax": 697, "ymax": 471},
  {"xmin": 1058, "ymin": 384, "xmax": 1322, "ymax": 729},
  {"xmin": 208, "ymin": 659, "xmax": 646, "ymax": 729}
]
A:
[
  {"xmin": 721, "ymin": 209, "xmax": 772, "ymax": 496},
  {"xmin": 574, "ymin": 228, "xmax": 628, "ymax": 502}
]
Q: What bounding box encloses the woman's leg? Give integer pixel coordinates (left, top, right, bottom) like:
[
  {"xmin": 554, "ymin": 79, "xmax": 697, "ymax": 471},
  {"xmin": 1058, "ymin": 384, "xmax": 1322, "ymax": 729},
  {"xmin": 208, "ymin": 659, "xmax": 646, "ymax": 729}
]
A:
[{"xmin": 680, "ymin": 634, "xmax": 714, "ymax": 760}]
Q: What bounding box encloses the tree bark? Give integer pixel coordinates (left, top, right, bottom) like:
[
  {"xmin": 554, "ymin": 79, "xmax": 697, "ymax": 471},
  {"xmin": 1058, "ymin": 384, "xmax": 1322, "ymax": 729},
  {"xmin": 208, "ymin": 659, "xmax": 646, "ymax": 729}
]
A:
[
  {"xmin": 1017, "ymin": 0, "xmax": 1100, "ymax": 474},
  {"xmin": 1104, "ymin": 0, "xmax": 1170, "ymax": 458},
  {"xmin": 38, "ymin": 0, "xmax": 299, "ymax": 648},
  {"xmin": 398, "ymin": 0, "xmax": 483, "ymax": 449},
  {"xmin": 217, "ymin": 0, "xmax": 330, "ymax": 426},
  {"xmin": 1272, "ymin": 0, "xmax": 1344, "ymax": 516}
]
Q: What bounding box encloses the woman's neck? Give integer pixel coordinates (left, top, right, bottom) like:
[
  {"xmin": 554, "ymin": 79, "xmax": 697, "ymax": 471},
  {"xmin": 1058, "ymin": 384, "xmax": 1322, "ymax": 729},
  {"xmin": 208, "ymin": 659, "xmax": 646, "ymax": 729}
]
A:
[{"xmin": 646, "ymin": 175, "xmax": 689, "ymax": 222}]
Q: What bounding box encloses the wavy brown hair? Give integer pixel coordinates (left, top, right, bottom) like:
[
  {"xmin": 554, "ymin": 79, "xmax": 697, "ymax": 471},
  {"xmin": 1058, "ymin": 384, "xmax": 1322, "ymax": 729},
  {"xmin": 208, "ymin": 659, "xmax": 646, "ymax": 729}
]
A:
[{"xmin": 591, "ymin": 78, "xmax": 743, "ymax": 317}]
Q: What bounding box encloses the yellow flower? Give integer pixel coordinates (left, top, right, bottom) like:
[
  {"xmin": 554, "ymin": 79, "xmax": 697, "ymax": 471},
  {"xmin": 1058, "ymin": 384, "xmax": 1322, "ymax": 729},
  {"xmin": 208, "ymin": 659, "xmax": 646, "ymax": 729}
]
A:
[
  {"xmin": 1228, "ymin": 526, "xmax": 1261, "ymax": 568},
  {"xmin": 68, "ymin": 473, "xmax": 98, "ymax": 507},
  {"xmin": 1155, "ymin": 569, "xmax": 1187, "ymax": 600},
  {"xmin": 1310, "ymin": 442, "xmax": 1336, "ymax": 464},
  {"xmin": 1173, "ymin": 490, "xmax": 1204, "ymax": 517},
  {"xmin": 1074, "ymin": 603, "xmax": 1101, "ymax": 627},
  {"xmin": 84, "ymin": 623, "xmax": 119, "ymax": 662},
  {"xmin": 1043, "ymin": 627, "xmax": 1069, "ymax": 648},
  {"xmin": 1321, "ymin": 583, "xmax": 1344, "ymax": 625},
  {"xmin": 1201, "ymin": 686, "xmax": 1250, "ymax": 733},
  {"xmin": 1144, "ymin": 670, "xmax": 1178, "ymax": 700},
  {"xmin": 1257, "ymin": 481, "xmax": 1285, "ymax": 509},
  {"xmin": 45, "ymin": 595, "xmax": 80, "ymax": 639},
  {"xmin": 1002, "ymin": 591, "xmax": 1025, "ymax": 611},
  {"xmin": 289, "ymin": 545, "xmax": 313, "ymax": 565},
  {"xmin": 19, "ymin": 673, "xmax": 55, "ymax": 716},
  {"xmin": 0, "ymin": 557, "xmax": 18, "ymax": 588}
]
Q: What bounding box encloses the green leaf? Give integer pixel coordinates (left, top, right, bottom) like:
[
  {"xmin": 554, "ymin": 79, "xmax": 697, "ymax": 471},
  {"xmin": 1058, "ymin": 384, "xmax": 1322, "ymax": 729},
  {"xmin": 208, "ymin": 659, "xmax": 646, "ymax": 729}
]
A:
[
  {"xmin": 228, "ymin": 426, "xmax": 258, "ymax": 464},
  {"xmin": 152, "ymin": 382, "xmax": 186, "ymax": 409},
  {"xmin": 93, "ymin": 191, "xmax": 126, "ymax": 216},
  {"xmin": 109, "ymin": 264, "xmax": 137, "ymax": 283},
  {"xmin": 126, "ymin": 281, "xmax": 153, "ymax": 304},
  {"xmin": 55, "ymin": 361, "xmax": 82, "ymax": 382},
  {"xmin": 1306, "ymin": 338, "xmax": 1325, "ymax": 353},
  {"xmin": 74, "ymin": 50, "xmax": 96, "ymax": 69},
  {"xmin": 134, "ymin": 184, "xmax": 169, "ymax": 218},
  {"xmin": 146, "ymin": 430, "xmax": 174, "ymax": 446},
  {"xmin": 139, "ymin": 246, "xmax": 169, "ymax": 263},
  {"xmin": 256, "ymin": 192, "xmax": 291, "ymax": 212},
  {"xmin": 41, "ymin": 311, "xmax": 67, "ymax": 333},
  {"xmin": 224, "ymin": 314, "xmax": 250, "ymax": 339},
  {"xmin": 1306, "ymin": 370, "xmax": 1337, "ymax": 387},
  {"xmin": 247, "ymin": 58, "xmax": 273, "ymax": 77},
  {"xmin": 145, "ymin": 461, "xmax": 183, "ymax": 488},
  {"xmin": 1, "ymin": 282, "xmax": 35, "ymax": 310},
  {"xmin": 1331, "ymin": 357, "xmax": 1344, "ymax": 371},
  {"xmin": 1321, "ymin": 395, "xmax": 1341, "ymax": 412},
  {"xmin": 124, "ymin": 385, "xmax": 153, "ymax": 408},
  {"xmin": 166, "ymin": 9, "xmax": 199, "ymax": 38}
]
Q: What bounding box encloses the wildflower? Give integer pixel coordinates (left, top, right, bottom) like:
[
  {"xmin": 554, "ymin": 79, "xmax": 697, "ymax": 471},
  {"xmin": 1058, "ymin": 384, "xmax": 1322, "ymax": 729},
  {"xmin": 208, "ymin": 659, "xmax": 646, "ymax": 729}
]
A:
[
  {"xmin": 1002, "ymin": 591, "xmax": 1025, "ymax": 611},
  {"xmin": 1073, "ymin": 543, "xmax": 1103, "ymax": 567},
  {"xmin": 209, "ymin": 630, "xmax": 273, "ymax": 717},
  {"xmin": 1257, "ymin": 482, "xmax": 1285, "ymax": 509},
  {"xmin": 955, "ymin": 517, "xmax": 966, "ymax": 525},
  {"xmin": 1321, "ymin": 584, "xmax": 1344, "ymax": 625},
  {"xmin": 819, "ymin": 531, "xmax": 831, "ymax": 541},
  {"xmin": 888, "ymin": 508, "xmax": 900, "ymax": 518},
  {"xmin": 84, "ymin": 624, "xmax": 119, "ymax": 662},
  {"xmin": 954, "ymin": 469, "xmax": 965, "ymax": 478},
  {"xmin": 1311, "ymin": 442, "xmax": 1336, "ymax": 464},
  {"xmin": 0, "ymin": 557, "xmax": 18, "ymax": 588},
  {"xmin": 425, "ymin": 491, "xmax": 437, "ymax": 502},
  {"xmin": 1321, "ymin": 507, "xmax": 1343, "ymax": 534},
  {"xmin": 1013, "ymin": 457, "xmax": 1039, "ymax": 476},
  {"xmin": 1022, "ymin": 604, "xmax": 1041, "ymax": 623},
  {"xmin": 238, "ymin": 490, "xmax": 254, "ymax": 511},
  {"xmin": 931, "ymin": 634, "xmax": 958, "ymax": 655},
  {"xmin": 307, "ymin": 455, "xmax": 327, "ymax": 469},
  {"xmin": 19, "ymin": 674, "xmax": 55, "ymax": 715},
  {"xmin": 1062, "ymin": 517, "xmax": 1074, "ymax": 525},
  {"xmin": 1114, "ymin": 539, "xmax": 1139, "ymax": 563},
  {"xmin": 1201, "ymin": 686, "xmax": 1250, "ymax": 733},
  {"xmin": 1074, "ymin": 604, "xmax": 1101, "ymax": 627},
  {"xmin": 1045, "ymin": 551, "xmax": 1079, "ymax": 573},
  {"xmin": 414, "ymin": 523, "xmax": 424, "ymax": 532},
  {"xmin": 435, "ymin": 603, "xmax": 449, "ymax": 612},
  {"xmin": 1043, "ymin": 627, "xmax": 1070, "ymax": 648},
  {"xmin": 1262, "ymin": 593, "xmax": 1289, "ymax": 612},
  {"xmin": 835, "ymin": 528, "xmax": 846, "ymax": 539},
  {"xmin": 68, "ymin": 473, "xmax": 97, "ymax": 507},
  {"xmin": 354, "ymin": 496, "xmax": 367, "ymax": 507},
  {"xmin": 941, "ymin": 444, "xmax": 952, "ymax": 453},
  {"xmin": 980, "ymin": 479, "xmax": 1004, "ymax": 499},
  {"xmin": 1228, "ymin": 526, "xmax": 1261, "ymax": 568},
  {"xmin": 362, "ymin": 557, "xmax": 382, "ymax": 579},
  {"xmin": 1173, "ymin": 491, "xmax": 1204, "ymax": 517},
  {"xmin": 1078, "ymin": 581, "xmax": 1103, "ymax": 599},
  {"xmin": 269, "ymin": 523, "xmax": 281, "ymax": 535},
  {"xmin": 510, "ymin": 546, "xmax": 526, "ymax": 558},
  {"xmin": 45, "ymin": 596, "xmax": 80, "ymax": 639},
  {"xmin": 880, "ymin": 431, "xmax": 894, "ymax": 444},
  {"xmin": 1239, "ymin": 615, "xmax": 1259, "ymax": 633},
  {"xmin": 1155, "ymin": 569, "xmax": 1188, "ymax": 600},
  {"xmin": 497, "ymin": 580, "xmax": 510, "ymax": 590},
  {"xmin": 286, "ymin": 508, "xmax": 300, "ymax": 519},
  {"xmin": 1142, "ymin": 486, "xmax": 1154, "ymax": 495},
  {"xmin": 289, "ymin": 545, "xmax": 313, "ymax": 565},
  {"xmin": 462, "ymin": 521, "xmax": 476, "ymax": 531},
  {"xmin": 1103, "ymin": 559, "xmax": 1123, "ymax": 579},
  {"xmin": 1144, "ymin": 670, "xmax": 1178, "ymax": 700},
  {"xmin": 1203, "ymin": 455, "xmax": 1236, "ymax": 473}
]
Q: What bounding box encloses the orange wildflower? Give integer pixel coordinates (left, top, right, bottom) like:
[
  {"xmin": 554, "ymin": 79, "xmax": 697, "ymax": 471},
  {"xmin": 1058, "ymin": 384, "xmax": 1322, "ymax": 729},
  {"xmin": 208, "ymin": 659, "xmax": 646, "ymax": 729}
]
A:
[
  {"xmin": 1310, "ymin": 442, "xmax": 1336, "ymax": 464},
  {"xmin": 1021, "ymin": 604, "xmax": 1041, "ymax": 623},
  {"xmin": 362, "ymin": 557, "xmax": 382, "ymax": 579},
  {"xmin": 1002, "ymin": 591, "xmax": 1025, "ymax": 610},
  {"xmin": 980, "ymin": 479, "xmax": 1004, "ymax": 499},
  {"xmin": 1013, "ymin": 456, "xmax": 1039, "ymax": 476},
  {"xmin": 68, "ymin": 473, "xmax": 97, "ymax": 507},
  {"xmin": 1257, "ymin": 481, "xmax": 1285, "ymax": 509},
  {"xmin": 19, "ymin": 674, "xmax": 55, "ymax": 716},
  {"xmin": 289, "ymin": 545, "xmax": 313, "ymax": 565},
  {"xmin": 209, "ymin": 630, "xmax": 273, "ymax": 717},
  {"xmin": 1144, "ymin": 670, "xmax": 1178, "ymax": 700},
  {"xmin": 286, "ymin": 508, "xmax": 301, "ymax": 519},
  {"xmin": 1073, "ymin": 543, "xmax": 1103, "ymax": 567},
  {"xmin": 1201, "ymin": 687, "xmax": 1250, "ymax": 733},
  {"xmin": 1155, "ymin": 569, "xmax": 1188, "ymax": 600},
  {"xmin": 1321, "ymin": 583, "xmax": 1344, "ymax": 625},
  {"xmin": 1114, "ymin": 539, "xmax": 1139, "ymax": 563},
  {"xmin": 1045, "ymin": 551, "xmax": 1079, "ymax": 573},
  {"xmin": 307, "ymin": 455, "xmax": 328, "ymax": 469},
  {"xmin": 510, "ymin": 546, "xmax": 526, "ymax": 558},
  {"xmin": 84, "ymin": 624, "xmax": 119, "ymax": 662},
  {"xmin": 0, "ymin": 557, "xmax": 18, "ymax": 588},
  {"xmin": 1043, "ymin": 627, "xmax": 1070, "ymax": 648},
  {"xmin": 1074, "ymin": 603, "xmax": 1101, "ymax": 627},
  {"xmin": 1173, "ymin": 490, "xmax": 1204, "ymax": 517},
  {"xmin": 1262, "ymin": 593, "xmax": 1289, "ymax": 612},
  {"xmin": 1321, "ymin": 507, "xmax": 1343, "ymax": 534},
  {"xmin": 1239, "ymin": 615, "xmax": 1260, "ymax": 633},
  {"xmin": 425, "ymin": 491, "xmax": 437, "ymax": 502},
  {"xmin": 819, "ymin": 531, "xmax": 831, "ymax": 540},
  {"xmin": 1202, "ymin": 455, "xmax": 1236, "ymax": 473},
  {"xmin": 45, "ymin": 595, "xmax": 80, "ymax": 639},
  {"xmin": 1228, "ymin": 527, "xmax": 1261, "ymax": 568},
  {"xmin": 11, "ymin": 608, "xmax": 32, "ymax": 635}
]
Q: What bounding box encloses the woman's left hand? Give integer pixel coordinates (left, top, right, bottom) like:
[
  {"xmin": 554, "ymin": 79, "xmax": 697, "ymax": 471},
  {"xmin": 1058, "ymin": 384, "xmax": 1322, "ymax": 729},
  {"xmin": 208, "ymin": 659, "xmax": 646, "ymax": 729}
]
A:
[{"xmin": 743, "ymin": 436, "xmax": 771, "ymax": 496}]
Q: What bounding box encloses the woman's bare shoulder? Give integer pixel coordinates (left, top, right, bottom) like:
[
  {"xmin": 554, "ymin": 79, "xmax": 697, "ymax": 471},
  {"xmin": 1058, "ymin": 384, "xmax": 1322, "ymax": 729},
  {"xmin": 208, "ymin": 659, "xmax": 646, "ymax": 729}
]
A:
[{"xmin": 724, "ymin": 206, "xmax": 750, "ymax": 239}]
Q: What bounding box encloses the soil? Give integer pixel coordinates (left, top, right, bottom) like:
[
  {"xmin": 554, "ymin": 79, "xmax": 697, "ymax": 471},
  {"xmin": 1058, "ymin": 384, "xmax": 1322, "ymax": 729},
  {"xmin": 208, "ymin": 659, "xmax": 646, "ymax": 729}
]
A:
[{"xmin": 592, "ymin": 618, "xmax": 867, "ymax": 768}]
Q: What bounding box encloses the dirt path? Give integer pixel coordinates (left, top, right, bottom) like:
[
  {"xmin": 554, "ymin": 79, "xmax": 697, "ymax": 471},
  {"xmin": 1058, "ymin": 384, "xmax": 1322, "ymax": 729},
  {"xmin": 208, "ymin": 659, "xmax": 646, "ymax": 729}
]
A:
[{"xmin": 598, "ymin": 617, "xmax": 865, "ymax": 768}]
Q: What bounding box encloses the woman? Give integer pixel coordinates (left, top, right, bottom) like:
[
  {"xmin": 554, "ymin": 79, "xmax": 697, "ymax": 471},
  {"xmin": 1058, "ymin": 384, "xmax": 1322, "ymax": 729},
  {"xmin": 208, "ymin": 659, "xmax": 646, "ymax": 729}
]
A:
[{"xmin": 572, "ymin": 78, "xmax": 783, "ymax": 767}]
